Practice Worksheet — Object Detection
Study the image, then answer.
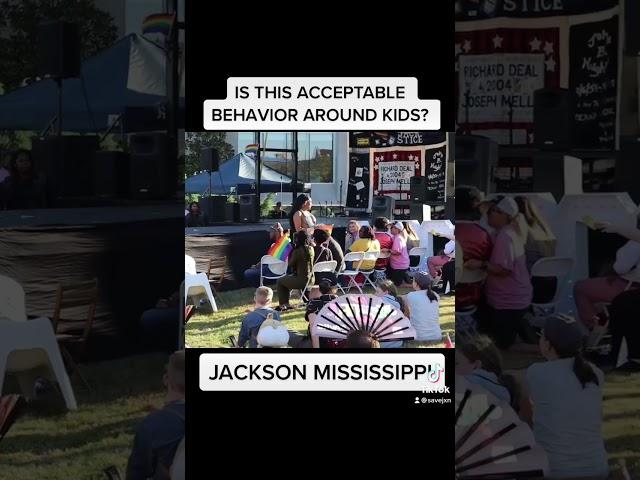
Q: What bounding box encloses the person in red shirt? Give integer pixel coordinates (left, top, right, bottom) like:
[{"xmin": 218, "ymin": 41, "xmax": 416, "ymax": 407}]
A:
[
  {"xmin": 456, "ymin": 186, "xmax": 493, "ymax": 308},
  {"xmin": 373, "ymin": 217, "xmax": 393, "ymax": 270}
]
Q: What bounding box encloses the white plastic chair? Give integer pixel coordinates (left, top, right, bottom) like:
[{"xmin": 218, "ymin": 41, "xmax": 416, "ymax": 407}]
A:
[
  {"xmin": 0, "ymin": 275, "xmax": 27, "ymax": 321},
  {"xmin": 184, "ymin": 255, "xmax": 218, "ymax": 312},
  {"xmin": 0, "ymin": 275, "xmax": 77, "ymax": 410},
  {"xmin": 259, "ymin": 255, "xmax": 288, "ymax": 286},
  {"xmin": 409, "ymin": 247, "xmax": 429, "ymax": 273},
  {"xmin": 337, "ymin": 251, "xmax": 365, "ymax": 294},
  {"xmin": 529, "ymin": 256, "xmax": 574, "ymax": 325},
  {"xmin": 360, "ymin": 251, "xmax": 380, "ymax": 290},
  {"xmin": 170, "ymin": 437, "xmax": 185, "ymax": 480},
  {"xmin": 302, "ymin": 260, "xmax": 337, "ymax": 301}
]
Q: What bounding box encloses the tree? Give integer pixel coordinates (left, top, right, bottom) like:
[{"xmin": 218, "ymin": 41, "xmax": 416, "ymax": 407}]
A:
[
  {"xmin": 0, "ymin": 0, "xmax": 117, "ymax": 92},
  {"xmin": 184, "ymin": 132, "xmax": 235, "ymax": 178}
]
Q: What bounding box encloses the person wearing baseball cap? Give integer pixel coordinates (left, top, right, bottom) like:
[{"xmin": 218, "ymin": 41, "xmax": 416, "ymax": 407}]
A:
[
  {"xmin": 427, "ymin": 239, "xmax": 456, "ymax": 294},
  {"xmin": 388, "ymin": 221, "xmax": 411, "ymax": 286},
  {"xmin": 526, "ymin": 314, "xmax": 608, "ymax": 479},
  {"xmin": 465, "ymin": 195, "xmax": 533, "ymax": 349}
]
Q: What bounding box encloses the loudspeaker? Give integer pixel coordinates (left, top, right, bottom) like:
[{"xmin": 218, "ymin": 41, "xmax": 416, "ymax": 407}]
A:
[
  {"xmin": 238, "ymin": 194, "xmax": 258, "ymax": 223},
  {"xmin": 201, "ymin": 147, "xmax": 220, "ymax": 172},
  {"xmin": 201, "ymin": 196, "xmax": 227, "ymax": 223},
  {"xmin": 129, "ymin": 133, "xmax": 175, "ymax": 199},
  {"xmin": 371, "ymin": 195, "xmax": 395, "ymax": 220},
  {"xmin": 455, "ymin": 134, "xmax": 498, "ymax": 194},
  {"xmin": 409, "ymin": 202, "xmax": 430, "ymax": 223},
  {"xmin": 532, "ymin": 152, "xmax": 583, "ymax": 202},
  {"xmin": 93, "ymin": 151, "xmax": 130, "ymax": 198},
  {"xmin": 36, "ymin": 21, "xmax": 81, "ymax": 78},
  {"xmin": 534, "ymin": 88, "xmax": 571, "ymax": 149},
  {"xmin": 616, "ymin": 137, "xmax": 640, "ymax": 204},
  {"xmin": 410, "ymin": 176, "xmax": 427, "ymax": 203},
  {"xmin": 625, "ymin": 0, "xmax": 640, "ymax": 55},
  {"xmin": 32, "ymin": 136, "xmax": 99, "ymax": 200}
]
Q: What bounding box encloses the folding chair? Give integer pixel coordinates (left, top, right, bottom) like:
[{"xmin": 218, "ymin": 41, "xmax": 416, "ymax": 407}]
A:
[
  {"xmin": 360, "ymin": 251, "xmax": 380, "ymax": 291},
  {"xmin": 259, "ymin": 255, "xmax": 288, "ymax": 286},
  {"xmin": 52, "ymin": 279, "xmax": 98, "ymax": 391},
  {"xmin": 529, "ymin": 256, "xmax": 574, "ymax": 327},
  {"xmin": 302, "ymin": 260, "xmax": 337, "ymax": 302},
  {"xmin": 337, "ymin": 252, "xmax": 365, "ymax": 294},
  {"xmin": 374, "ymin": 251, "xmax": 391, "ymax": 282},
  {"xmin": 206, "ymin": 256, "xmax": 227, "ymax": 307},
  {"xmin": 409, "ymin": 247, "xmax": 428, "ymax": 273}
]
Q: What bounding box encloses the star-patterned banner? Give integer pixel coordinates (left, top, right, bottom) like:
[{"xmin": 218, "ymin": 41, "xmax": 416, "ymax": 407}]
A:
[
  {"xmin": 456, "ymin": 27, "xmax": 560, "ymax": 144},
  {"xmin": 455, "ymin": 0, "xmax": 618, "ymax": 21},
  {"xmin": 372, "ymin": 148, "xmax": 423, "ymax": 200},
  {"xmin": 346, "ymin": 137, "xmax": 449, "ymax": 210},
  {"xmin": 455, "ymin": 5, "xmax": 620, "ymax": 148}
]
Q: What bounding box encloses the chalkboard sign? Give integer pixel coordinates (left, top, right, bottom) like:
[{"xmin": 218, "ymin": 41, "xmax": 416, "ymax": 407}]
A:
[
  {"xmin": 425, "ymin": 144, "xmax": 448, "ymax": 203},
  {"xmin": 569, "ymin": 15, "xmax": 618, "ymax": 149},
  {"xmin": 345, "ymin": 150, "xmax": 370, "ymax": 209}
]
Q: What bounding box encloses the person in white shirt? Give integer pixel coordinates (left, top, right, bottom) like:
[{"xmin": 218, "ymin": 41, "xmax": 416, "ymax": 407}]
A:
[
  {"xmin": 403, "ymin": 271, "xmax": 441, "ymax": 342},
  {"xmin": 526, "ymin": 314, "xmax": 608, "ymax": 480},
  {"xmin": 573, "ymin": 234, "xmax": 640, "ymax": 330}
]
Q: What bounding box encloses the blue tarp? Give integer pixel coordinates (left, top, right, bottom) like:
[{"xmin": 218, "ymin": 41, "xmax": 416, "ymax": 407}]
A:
[
  {"xmin": 186, "ymin": 153, "xmax": 295, "ymax": 194},
  {"xmin": 0, "ymin": 34, "xmax": 184, "ymax": 133}
]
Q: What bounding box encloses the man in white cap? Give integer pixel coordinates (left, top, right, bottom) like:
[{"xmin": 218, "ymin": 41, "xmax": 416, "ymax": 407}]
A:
[
  {"xmin": 388, "ymin": 221, "xmax": 411, "ymax": 286},
  {"xmin": 465, "ymin": 195, "xmax": 533, "ymax": 349}
]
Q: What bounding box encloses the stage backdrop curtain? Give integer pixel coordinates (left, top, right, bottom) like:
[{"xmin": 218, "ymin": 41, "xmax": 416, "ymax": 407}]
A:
[
  {"xmin": 346, "ymin": 132, "xmax": 449, "ymax": 211},
  {"xmin": 455, "ymin": 2, "xmax": 620, "ymax": 149}
]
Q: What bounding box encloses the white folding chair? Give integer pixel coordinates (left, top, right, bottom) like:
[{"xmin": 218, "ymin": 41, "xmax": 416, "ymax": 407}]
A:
[
  {"xmin": 259, "ymin": 255, "xmax": 288, "ymax": 286},
  {"xmin": 529, "ymin": 256, "xmax": 574, "ymax": 326},
  {"xmin": 184, "ymin": 255, "xmax": 218, "ymax": 312},
  {"xmin": 374, "ymin": 251, "xmax": 391, "ymax": 282},
  {"xmin": 0, "ymin": 275, "xmax": 77, "ymax": 410},
  {"xmin": 360, "ymin": 251, "xmax": 380, "ymax": 291},
  {"xmin": 337, "ymin": 252, "xmax": 365, "ymax": 294},
  {"xmin": 409, "ymin": 247, "xmax": 429, "ymax": 274},
  {"xmin": 302, "ymin": 260, "xmax": 337, "ymax": 301}
]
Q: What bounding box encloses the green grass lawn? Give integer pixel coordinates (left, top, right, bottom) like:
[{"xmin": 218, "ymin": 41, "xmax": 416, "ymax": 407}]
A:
[
  {"xmin": 2, "ymin": 353, "xmax": 168, "ymax": 480},
  {"xmin": 186, "ymin": 287, "xmax": 455, "ymax": 348}
]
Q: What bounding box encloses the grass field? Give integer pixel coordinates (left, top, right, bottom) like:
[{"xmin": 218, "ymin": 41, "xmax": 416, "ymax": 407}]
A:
[
  {"xmin": 186, "ymin": 287, "xmax": 455, "ymax": 348},
  {"xmin": 2, "ymin": 354, "xmax": 167, "ymax": 480},
  {"xmin": 2, "ymin": 286, "xmax": 638, "ymax": 479}
]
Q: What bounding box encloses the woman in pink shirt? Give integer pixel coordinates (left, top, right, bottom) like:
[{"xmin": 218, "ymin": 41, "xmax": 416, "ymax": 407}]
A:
[
  {"xmin": 465, "ymin": 197, "xmax": 533, "ymax": 349},
  {"xmin": 388, "ymin": 221, "xmax": 411, "ymax": 286}
]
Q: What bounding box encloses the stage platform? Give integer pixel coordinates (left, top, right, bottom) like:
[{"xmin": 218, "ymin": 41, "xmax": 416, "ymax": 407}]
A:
[
  {"xmin": 0, "ymin": 203, "xmax": 184, "ymax": 359},
  {"xmin": 185, "ymin": 216, "xmax": 359, "ymax": 235}
]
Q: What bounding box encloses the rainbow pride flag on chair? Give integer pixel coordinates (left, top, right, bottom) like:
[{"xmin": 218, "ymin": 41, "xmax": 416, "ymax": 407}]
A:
[{"xmin": 267, "ymin": 235, "xmax": 292, "ymax": 262}]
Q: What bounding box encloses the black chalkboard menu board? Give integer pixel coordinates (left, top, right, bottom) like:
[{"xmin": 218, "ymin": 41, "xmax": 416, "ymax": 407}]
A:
[
  {"xmin": 345, "ymin": 150, "xmax": 370, "ymax": 209},
  {"xmin": 425, "ymin": 144, "xmax": 448, "ymax": 203},
  {"xmin": 569, "ymin": 15, "xmax": 618, "ymax": 150}
]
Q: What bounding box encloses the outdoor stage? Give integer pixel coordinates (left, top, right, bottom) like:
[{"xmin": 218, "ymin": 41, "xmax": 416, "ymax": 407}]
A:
[
  {"xmin": 0, "ymin": 203, "xmax": 184, "ymax": 359},
  {"xmin": 185, "ymin": 216, "xmax": 450, "ymax": 291}
]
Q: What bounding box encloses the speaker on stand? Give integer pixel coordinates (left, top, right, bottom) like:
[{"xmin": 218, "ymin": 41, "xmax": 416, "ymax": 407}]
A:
[
  {"xmin": 129, "ymin": 133, "xmax": 176, "ymax": 199},
  {"xmin": 533, "ymin": 88, "xmax": 572, "ymax": 150},
  {"xmin": 36, "ymin": 21, "xmax": 81, "ymax": 79},
  {"xmin": 455, "ymin": 135, "xmax": 498, "ymax": 194},
  {"xmin": 238, "ymin": 194, "xmax": 258, "ymax": 223},
  {"xmin": 93, "ymin": 151, "xmax": 130, "ymax": 198},
  {"xmin": 371, "ymin": 195, "xmax": 395, "ymax": 220}
]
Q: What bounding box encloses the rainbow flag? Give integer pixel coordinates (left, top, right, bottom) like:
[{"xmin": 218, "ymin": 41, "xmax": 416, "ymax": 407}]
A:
[
  {"xmin": 245, "ymin": 144, "xmax": 259, "ymax": 157},
  {"xmin": 141, "ymin": 13, "xmax": 176, "ymax": 35},
  {"xmin": 314, "ymin": 224, "xmax": 334, "ymax": 236},
  {"xmin": 267, "ymin": 235, "xmax": 293, "ymax": 261}
]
